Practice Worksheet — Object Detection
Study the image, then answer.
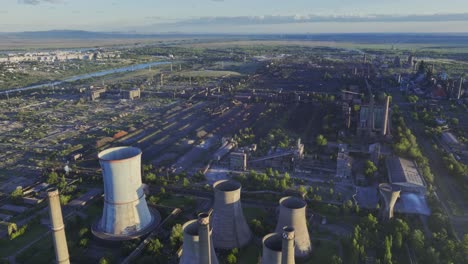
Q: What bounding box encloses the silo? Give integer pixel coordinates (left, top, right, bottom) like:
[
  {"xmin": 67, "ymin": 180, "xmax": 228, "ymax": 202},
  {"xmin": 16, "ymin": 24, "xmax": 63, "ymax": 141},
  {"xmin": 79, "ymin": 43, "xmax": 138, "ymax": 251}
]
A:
[
  {"xmin": 275, "ymin": 196, "xmax": 311, "ymax": 258},
  {"xmin": 92, "ymin": 147, "xmax": 159, "ymax": 240},
  {"xmin": 179, "ymin": 218, "xmax": 219, "ymax": 264},
  {"xmin": 379, "ymin": 183, "xmax": 401, "ymax": 220},
  {"xmin": 211, "ymin": 180, "xmax": 251, "ymax": 249},
  {"xmin": 261, "ymin": 233, "xmax": 282, "ymax": 264},
  {"xmin": 281, "ymin": 226, "xmax": 295, "ymax": 264},
  {"xmin": 47, "ymin": 188, "xmax": 70, "ymax": 264}
]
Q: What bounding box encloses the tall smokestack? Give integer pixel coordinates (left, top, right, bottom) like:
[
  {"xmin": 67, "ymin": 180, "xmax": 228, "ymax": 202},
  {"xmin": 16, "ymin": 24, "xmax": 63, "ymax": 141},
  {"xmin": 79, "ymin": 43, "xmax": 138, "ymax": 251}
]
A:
[
  {"xmin": 382, "ymin": 96, "xmax": 390, "ymax": 136},
  {"xmin": 180, "ymin": 218, "xmax": 219, "ymax": 264},
  {"xmin": 275, "ymin": 197, "xmax": 311, "ymax": 258},
  {"xmin": 211, "ymin": 180, "xmax": 252, "ymax": 249},
  {"xmin": 458, "ymin": 77, "xmax": 464, "ymax": 99},
  {"xmin": 47, "ymin": 188, "xmax": 70, "ymax": 264},
  {"xmin": 378, "ymin": 183, "xmax": 401, "ymax": 220},
  {"xmin": 198, "ymin": 213, "xmax": 218, "ymax": 264},
  {"xmin": 261, "ymin": 233, "xmax": 282, "ymax": 264},
  {"xmin": 92, "ymin": 147, "xmax": 158, "ymax": 240},
  {"xmin": 281, "ymin": 226, "xmax": 295, "ymax": 264}
]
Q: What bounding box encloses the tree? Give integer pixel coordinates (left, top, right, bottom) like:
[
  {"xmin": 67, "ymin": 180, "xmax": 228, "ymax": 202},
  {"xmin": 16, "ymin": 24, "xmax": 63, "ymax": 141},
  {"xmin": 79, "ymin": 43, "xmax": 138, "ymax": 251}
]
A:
[
  {"xmin": 169, "ymin": 224, "xmax": 183, "ymax": 247},
  {"xmin": 298, "ymin": 185, "xmax": 307, "ymax": 196},
  {"xmin": 364, "ymin": 160, "xmax": 377, "ymax": 178},
  {"xmin": 316, "ymin": 134, "xmax": 328, "ymax": 147},
  {"xmin": 226, "ymin": 253, "xmax": 237, "ymax": 264},
  {"xmin": 146, "ymin": 238, "xmax": 163, "ymax": 255},
  {"xmin": 98, "ymin": 257, "xmax": 110, "ymax": 264},
  {"xmin": 11, "ymin": 187, "xmax": 23, "ymax": 201},
  {"xmin": 182, "ymin": 178, "xmax": 190, "ymax": 187},
  {"xmin": 410, "ymin": 229, "xmax": 425, "ymax": 255},
  {"xmin": 144, "ymin": 173, "xmax": 157, "ymax": 183},
  {"xmin": 47, "ymin": 171, "xmax": 59, "ymax": 184},
  {"xmin": 331, "ymin": 255, "xmax": 343, "ymax": 264},
  {"xmin": 383, "ymin": 235, "xmax": 393, "ymax": 264}
]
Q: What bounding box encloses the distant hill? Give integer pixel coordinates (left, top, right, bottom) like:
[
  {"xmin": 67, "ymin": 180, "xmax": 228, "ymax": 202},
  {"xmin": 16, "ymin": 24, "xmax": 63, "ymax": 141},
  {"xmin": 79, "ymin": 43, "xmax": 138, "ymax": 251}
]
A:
[
  {"xmin": 0, "ymin": 30, "xmax": 158, "ymax": 39},
  {"xmin": 1, "ymin": 30, "xmax": 468, "ymax": 45}
]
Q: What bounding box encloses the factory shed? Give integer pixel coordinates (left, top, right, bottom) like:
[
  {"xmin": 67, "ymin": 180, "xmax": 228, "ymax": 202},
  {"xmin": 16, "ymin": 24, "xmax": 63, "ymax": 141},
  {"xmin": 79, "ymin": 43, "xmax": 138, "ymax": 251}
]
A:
[{"xmin": 386, "ymin": 157, "xmax": 426, "ymax": 194}]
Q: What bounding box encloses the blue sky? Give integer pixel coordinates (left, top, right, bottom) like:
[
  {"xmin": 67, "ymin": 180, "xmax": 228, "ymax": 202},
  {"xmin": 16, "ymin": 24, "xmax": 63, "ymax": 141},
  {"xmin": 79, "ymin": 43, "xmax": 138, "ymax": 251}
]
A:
[{"xmin": 1, "ymin": 0, "xmax": 468, "ymax": 33}]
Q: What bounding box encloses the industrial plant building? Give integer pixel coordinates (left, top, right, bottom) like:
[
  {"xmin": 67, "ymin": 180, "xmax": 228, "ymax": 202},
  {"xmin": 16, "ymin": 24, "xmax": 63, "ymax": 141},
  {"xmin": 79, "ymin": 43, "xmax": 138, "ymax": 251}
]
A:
[
  {"xmin": 386, "ymin": 157, "xmax": 426, "ymax": 194},
  {"xmin": 124, "ymin": 88, "xmax": 141, "ymax": 100}
]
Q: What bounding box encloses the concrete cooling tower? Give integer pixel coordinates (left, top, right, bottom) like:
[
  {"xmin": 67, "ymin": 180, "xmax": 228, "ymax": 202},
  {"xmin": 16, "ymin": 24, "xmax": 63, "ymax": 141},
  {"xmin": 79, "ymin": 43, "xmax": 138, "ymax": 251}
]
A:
[
  {"xmin": 92, "ymin": 147, "xmax": 159, "ymax": 240},
  {"xmin": 275, "ymin": 196, "xmax": 312, "ymax": 258},
  {"xmin": 47, "ymin": 188, "xmax": 70, "ymax": 264},
  {"xmin": 261, "ymin": 226, "xmax": 295, "ymax": 264},
  {"xmin": 211, "ymin": 179, "xmax": 252, "ymax": 249},
  {"xmin": 379, "ymin": 183, "xmax": 401, "ymax": 220},
  {"xmin": 261, "ymin": 233, "xmax": 282, "ymax": 264},
  {"xmin": 179, "ymin": 215, "xmax": 219, "ymax": 264}
]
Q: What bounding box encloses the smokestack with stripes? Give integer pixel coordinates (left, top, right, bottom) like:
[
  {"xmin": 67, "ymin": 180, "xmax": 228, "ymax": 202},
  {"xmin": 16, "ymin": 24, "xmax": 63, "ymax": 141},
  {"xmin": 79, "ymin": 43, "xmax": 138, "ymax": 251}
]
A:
[
  {"xmin": 275, "ymin": 196, "xmax": 311, "ymax": 258},
  {"xmin": 92, "ymin": 147, "xmax": 159, "ymax": 240},
  {"xmin": 179, "ymin": 215, "xmax": 219, "ymax": 264},
  {"xmin": 261, "ymin": 226, "xmax": 296, "ymax": 264},
  {"xmin": 211, "ymin": 180, "xmax": 252, "ymax": 249},
  {"xmin": 47, "ymin": 188, "xmax": 70, "ymax": 264}
]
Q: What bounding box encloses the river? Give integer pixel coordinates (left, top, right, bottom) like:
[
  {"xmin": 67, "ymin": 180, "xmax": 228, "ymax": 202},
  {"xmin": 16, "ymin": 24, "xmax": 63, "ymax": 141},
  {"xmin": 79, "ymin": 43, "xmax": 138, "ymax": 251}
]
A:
[{"xmin": 0, "ymin": 61, "xmax": 170, "ymax": 95}]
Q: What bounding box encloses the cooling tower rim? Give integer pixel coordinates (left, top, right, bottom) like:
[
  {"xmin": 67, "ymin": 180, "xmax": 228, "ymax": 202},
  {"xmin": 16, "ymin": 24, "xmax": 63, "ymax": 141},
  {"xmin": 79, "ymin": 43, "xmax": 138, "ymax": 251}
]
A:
[
  {"xmin": 213, "ymin": 179, "xmax": 241, "ymax": 192},
  {"xmin": 98, "ymin": 146, "xmax": 142, "ymax": 162},
  {"xmin": 279, "ymin": 196, "xmax": 307, "ymax": 209},
  {"xmin": 263, "ymin": 233, "xmax": 282, "ymax": 251},
  {"xmin": 182, "ymin": 219, "xmax": 199, "ymax": 236}
]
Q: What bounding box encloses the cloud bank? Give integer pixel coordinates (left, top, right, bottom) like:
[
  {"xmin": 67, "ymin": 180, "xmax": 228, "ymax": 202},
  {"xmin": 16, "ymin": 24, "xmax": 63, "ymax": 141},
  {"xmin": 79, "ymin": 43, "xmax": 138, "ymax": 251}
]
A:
[
  {"xmin": 18, "ymin": 0, "xmax": 63, "ymax": 5},
  {"xmin": 170, "ymin": 13, "xmax": 468, "ymax": 26}
]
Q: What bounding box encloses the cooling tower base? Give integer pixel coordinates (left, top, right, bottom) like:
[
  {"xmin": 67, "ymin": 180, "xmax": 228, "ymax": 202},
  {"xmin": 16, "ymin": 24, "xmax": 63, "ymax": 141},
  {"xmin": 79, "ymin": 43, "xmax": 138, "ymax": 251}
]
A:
[{"xmin": 91, "ymin": 207, "xmax": 161, "ymax": 241}]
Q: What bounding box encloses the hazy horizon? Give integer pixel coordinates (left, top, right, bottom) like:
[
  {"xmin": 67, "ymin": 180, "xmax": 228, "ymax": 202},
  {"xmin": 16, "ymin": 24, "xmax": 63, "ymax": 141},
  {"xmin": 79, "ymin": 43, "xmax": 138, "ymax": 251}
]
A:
[{"xmin": 2, "ymin": 0, "xmax": 468, "ymax": 33}]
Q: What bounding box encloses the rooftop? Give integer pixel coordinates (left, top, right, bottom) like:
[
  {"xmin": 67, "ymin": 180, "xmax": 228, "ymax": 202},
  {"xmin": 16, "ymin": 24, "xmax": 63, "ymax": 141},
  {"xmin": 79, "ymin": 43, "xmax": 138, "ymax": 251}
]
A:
[{"xmin": 386, "ymin": 157, "xmax": 425, "ymax": 187}]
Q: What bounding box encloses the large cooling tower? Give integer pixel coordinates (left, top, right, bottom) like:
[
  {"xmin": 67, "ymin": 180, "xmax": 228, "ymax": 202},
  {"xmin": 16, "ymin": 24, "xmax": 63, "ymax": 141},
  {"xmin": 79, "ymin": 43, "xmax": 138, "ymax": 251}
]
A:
[
  {"xmin": 261, "ymin": 227, "xmax": 295, "ymax": 264},
  {"xmin": 211, "ymin": 180, "xmax": 251, "ymax": 249},
  {"xmin": 92, "ymin": 147, "xmax": 159, "ymax": 240},
  {"xmin": 179, "ymin": 217, "xmax": 219, "ymax": 264},
  {"xmin": 275, "ymin": 196, "xmax": 312, "ymax": 258},
  {"xmin": 47, "ymin": 188, "xmax": 70, "ymax": 264},
  {"xmin": 261, "ymin": 233, "xmax": 282, "ymax": 264},
  {"xmin": 379, "ymin": 183, "xmax": 401, "ymax": 220}
]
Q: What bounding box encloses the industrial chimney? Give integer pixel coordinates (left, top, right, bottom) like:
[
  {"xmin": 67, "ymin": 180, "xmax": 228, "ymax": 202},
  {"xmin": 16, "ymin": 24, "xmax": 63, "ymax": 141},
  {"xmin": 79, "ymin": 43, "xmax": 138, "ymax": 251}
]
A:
[
  {"xmin": 275, "ymin": 196, "xmax": 311, "ymax": 258},
  {"xmin": 378, "ymin": 183, "xmax": 401, "ymax": 220},
  {"xmin": 92, "ymin": 147, "xmax": 159, "ymax": 240},
  {"xmin": 211, "ymin": 180, "xmax": 252, "ymax": 249},
  {"xmin": 179, "ymin": 218, "xmax": 219, "ymax": 264},
  {"xmin": 261, "ymin": 233, "xmax": 282, "ymax": 264},
  {"xmin": 281, "ymin": 226, "xmax": 295, "ymax": 264},
  {"xmin": 198, "ymin": 213, "xmax": 219, "ymax": 264},
  {"xmin": 47, "ymin": 188, "xmax": 70, "ymax": 264},
  {"xmin": 382, "ymin": 96, "xmax": 390, "ymax": 136}
]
